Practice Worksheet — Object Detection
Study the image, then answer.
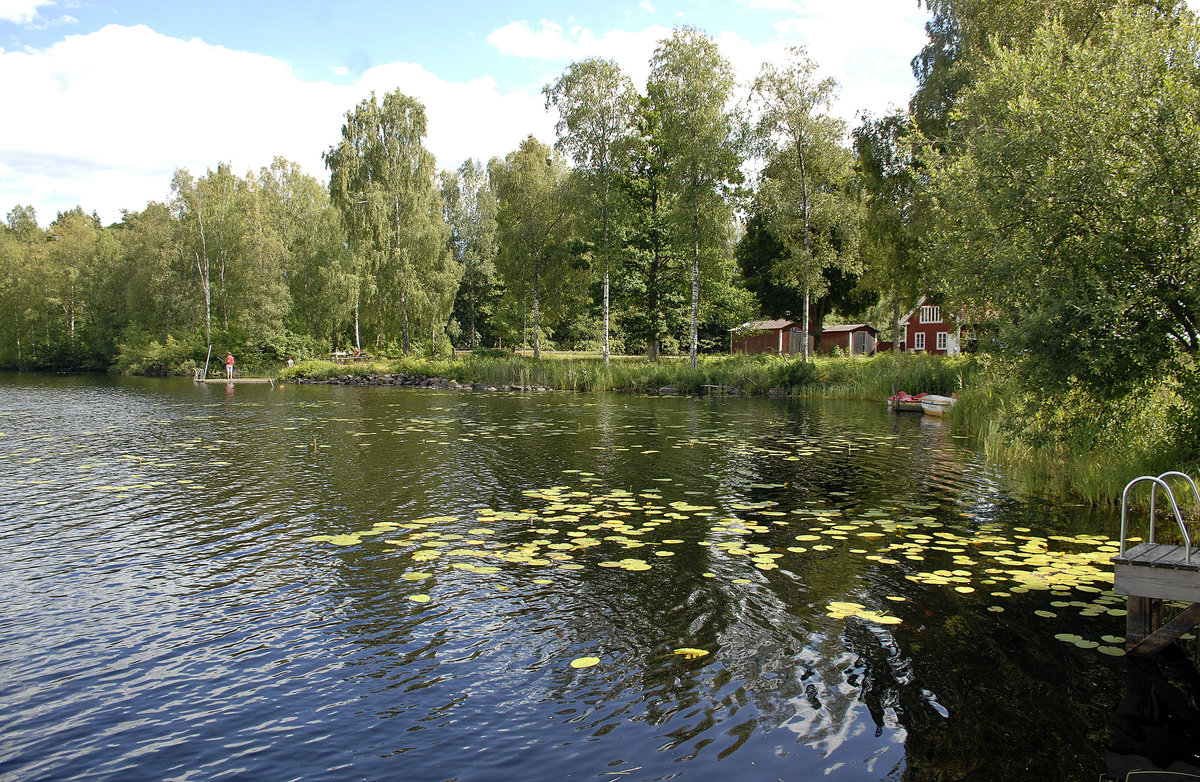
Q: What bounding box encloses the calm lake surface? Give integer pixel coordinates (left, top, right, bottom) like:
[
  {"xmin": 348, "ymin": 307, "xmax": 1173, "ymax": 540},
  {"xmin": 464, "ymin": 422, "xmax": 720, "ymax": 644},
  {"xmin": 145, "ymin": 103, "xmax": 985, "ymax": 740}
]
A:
[{"xmin": 2, "ymin": 373, "xmax": 1198, "ymax": 781}]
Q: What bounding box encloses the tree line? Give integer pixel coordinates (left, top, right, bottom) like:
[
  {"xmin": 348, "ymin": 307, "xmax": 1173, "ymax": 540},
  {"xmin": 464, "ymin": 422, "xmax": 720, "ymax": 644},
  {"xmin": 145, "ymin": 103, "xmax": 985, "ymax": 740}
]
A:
[{"xmin": 4, "ymin": 3, "xmax": 1199, "ymax": 417}]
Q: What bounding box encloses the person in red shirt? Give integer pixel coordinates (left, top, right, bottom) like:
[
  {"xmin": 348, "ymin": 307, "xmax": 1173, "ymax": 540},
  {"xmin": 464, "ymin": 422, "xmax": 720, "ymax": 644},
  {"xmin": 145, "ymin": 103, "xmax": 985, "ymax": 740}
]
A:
[{"xmin": 225, "ymin": 352, "xmax": 234, "ymax": 380}]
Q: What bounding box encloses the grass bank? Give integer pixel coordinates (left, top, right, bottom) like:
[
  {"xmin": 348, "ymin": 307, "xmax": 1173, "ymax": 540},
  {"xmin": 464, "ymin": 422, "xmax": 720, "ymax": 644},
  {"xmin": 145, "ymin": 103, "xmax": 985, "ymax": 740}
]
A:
[
  {"xmin": 277, "ymin": 351, "xmax": 977, "ymax": 399},
  {"xmin": 947, "ymin": 357, "xmax": 1200, "ymax": 504}
]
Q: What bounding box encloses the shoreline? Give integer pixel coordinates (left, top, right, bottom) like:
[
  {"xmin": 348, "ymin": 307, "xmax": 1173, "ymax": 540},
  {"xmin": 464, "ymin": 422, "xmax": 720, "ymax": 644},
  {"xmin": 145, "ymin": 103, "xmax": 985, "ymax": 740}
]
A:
[{"xmin": 291, "ymin": 371, "xmax": 762, "ymax": 397}]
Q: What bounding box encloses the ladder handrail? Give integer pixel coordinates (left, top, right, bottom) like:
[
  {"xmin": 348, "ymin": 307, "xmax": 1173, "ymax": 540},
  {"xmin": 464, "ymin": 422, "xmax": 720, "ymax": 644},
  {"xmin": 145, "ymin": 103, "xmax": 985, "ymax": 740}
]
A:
[
  {"xmin": 1151, "ymin": 471, "xmax": 1200, "ymax": 546},
  {"xmin": 1121, "ymin": 473, "xmax": 1194, "ymax": 564}
]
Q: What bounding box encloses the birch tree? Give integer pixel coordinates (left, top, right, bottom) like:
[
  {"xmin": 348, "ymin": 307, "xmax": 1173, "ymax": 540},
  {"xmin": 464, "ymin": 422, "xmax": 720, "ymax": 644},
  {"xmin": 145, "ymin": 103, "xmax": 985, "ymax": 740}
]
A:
[
  {"xmin": 647, "ymin": 27, "xmax": 741, "ymax": 368},
  {"xmin": 325, "ymin": 90, "xmax": 455, "ymax": 354},
  {"xmin": 751, "ymin": 46, "xmax": 861, "ymax": 359},
  {"xmin": 545, "ymin": 58, "xmax": 638, "ymax": 363},
  {"xmin": 442, "ymin": 159, "xmax": 498, "ymax": 350}
]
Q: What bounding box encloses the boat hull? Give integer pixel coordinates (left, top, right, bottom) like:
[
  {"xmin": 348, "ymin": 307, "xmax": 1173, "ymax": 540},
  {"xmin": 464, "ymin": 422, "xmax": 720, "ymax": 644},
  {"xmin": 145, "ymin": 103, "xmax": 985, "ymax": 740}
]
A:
[{"xmin": 920, "ymin": 394, "xmax": 956, "ymax": 416}]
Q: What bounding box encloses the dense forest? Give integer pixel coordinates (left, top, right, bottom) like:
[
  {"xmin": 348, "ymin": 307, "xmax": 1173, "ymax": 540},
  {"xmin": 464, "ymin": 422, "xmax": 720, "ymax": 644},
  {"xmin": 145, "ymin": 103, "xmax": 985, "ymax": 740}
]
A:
[{"xmin": 3, "ymin": 2, "xmax": 1199, "ymax": 422}]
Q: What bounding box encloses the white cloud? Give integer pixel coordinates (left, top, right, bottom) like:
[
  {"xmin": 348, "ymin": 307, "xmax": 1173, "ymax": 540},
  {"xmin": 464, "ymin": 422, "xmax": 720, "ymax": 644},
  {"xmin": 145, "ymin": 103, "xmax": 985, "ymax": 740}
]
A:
[
  {"xmin": 487, "ymin": 19, "xmax": 670, "ymax": 87},
  {"xmin": 638, "ymin": 0, "xmax": 656, "ymax": 12},
  {"xmin": 769, "ymin": 0, "xmax": 928, "ymax": 121},
  {"xmin": 0, "ymin": 0, "xmax": 54, "ymax": 25},
  {"xmin": 1, "ymin": 24, "xmax": 557, "ymax": 224},
  {"xmin": 746, "ymin": 0, "xmax": 796, "ymax": 9},
  {"xmin": 486, "ymin": 6, "xmax": 925, "ymax": 129}
]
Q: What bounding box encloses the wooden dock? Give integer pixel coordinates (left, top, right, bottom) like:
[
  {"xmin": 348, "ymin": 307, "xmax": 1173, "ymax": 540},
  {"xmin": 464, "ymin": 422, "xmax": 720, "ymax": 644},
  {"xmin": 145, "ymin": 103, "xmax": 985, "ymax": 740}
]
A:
[
  {"xmin": 1113, "ymin": 473, "xmax": 1200, "ymax": 655},
  {"xmin": 195, "ymin": 377, "xmax": 275, "ymax": 385}
]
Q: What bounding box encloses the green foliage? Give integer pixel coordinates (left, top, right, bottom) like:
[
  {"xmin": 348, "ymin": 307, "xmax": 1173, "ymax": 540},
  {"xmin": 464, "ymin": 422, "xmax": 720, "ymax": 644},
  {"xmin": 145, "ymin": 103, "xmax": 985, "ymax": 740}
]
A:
[
  {"xmin": 325, "ymin": 90, "xmax": 460, "ymax": 354},
  {"xmin": 442, "ymin": 159, "xmax": 500, "ymax": 350},
  {"xmin": 750, "ymin": 46, "xmax": 864, "ymax": 359},
  {"xmin": 925, "ymin": 3, "xmax": 1200, "ymax": 397},
  {"xmin": 545, "ymin": 57, "xmax": 639, "ymax": 361},
  {"xmin": 648, "ymin": 26, "xmax": 743, "ymax": 368},
  {"xmin": 282, "ymin": 350, "xmax": 971, "ymax": 401},
  {"xmin": 491, "ymin": 136, "xmax": 588, "ymax": 359},
  {"xmin": 955, "ymin": 355, "xmax": 1200, "ymax": 502},
  {"xmin": 114, "ymin": 332, "xmax": 206, "ymax": 376},
  {"xmin": 852, "ymin": 112, "xmax": 923, "ymax": 340},
  {"xmin": 804, "ymin": 351, "xmax": 974, "ymax": 399}
]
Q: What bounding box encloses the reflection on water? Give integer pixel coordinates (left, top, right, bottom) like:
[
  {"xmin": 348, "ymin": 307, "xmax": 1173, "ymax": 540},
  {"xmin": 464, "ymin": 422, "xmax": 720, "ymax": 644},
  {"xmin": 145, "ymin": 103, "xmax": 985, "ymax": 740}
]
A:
[{"xmin": 0, "ymin": 372, "xmax": 1195, "ymax": 780}]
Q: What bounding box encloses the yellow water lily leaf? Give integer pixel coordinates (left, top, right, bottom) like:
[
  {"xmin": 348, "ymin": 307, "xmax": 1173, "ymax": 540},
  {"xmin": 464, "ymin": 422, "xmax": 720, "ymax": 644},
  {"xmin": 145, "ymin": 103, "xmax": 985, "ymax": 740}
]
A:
[
  {"xmin": 672, "ymin": 647, "xmax": 709, "ymax": 660},
  {"xmin": 408, "ymin": 594, "xmax": 431, "ymax": 603},
  {"xmin": 570, "ymin": 656, "xmax": 600, "ymax": 669}
]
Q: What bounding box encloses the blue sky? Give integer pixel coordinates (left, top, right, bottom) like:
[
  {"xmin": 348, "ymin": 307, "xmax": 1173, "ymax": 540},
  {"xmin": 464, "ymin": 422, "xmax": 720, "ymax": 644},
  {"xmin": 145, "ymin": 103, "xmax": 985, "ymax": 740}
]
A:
[{"xmin": 2, "ymin": 0, "xmax": 934, "ymax": 224}]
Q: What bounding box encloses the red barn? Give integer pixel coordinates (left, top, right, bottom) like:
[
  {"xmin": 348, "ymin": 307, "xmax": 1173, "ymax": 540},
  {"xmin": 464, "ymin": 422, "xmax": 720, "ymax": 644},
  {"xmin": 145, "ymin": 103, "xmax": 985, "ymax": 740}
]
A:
[
  {"xmin": 898, "ymin": 296, "xmax": 961, "ymax": 355},
  {"xmin": 731, "ymin": 319, "xmax": 813, "ymax": 356}
]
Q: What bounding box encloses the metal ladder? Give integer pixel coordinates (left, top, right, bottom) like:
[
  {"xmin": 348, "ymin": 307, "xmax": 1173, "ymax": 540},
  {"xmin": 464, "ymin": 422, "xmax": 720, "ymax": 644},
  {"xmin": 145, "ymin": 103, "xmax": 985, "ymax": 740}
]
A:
[{"xmin": 1119, "ymin": 471, "xmax": 1200, "ymax": 564}]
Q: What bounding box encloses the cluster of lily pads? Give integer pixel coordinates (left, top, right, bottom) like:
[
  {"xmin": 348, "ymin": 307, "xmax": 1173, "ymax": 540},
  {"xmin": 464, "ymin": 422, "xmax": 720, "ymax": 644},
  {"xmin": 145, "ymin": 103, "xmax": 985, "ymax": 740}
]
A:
[
  {"xmin": 3, "ymin": 406, "xmax": 1141, "ymax": 668},
  {"xmin": 307, "ymin": 470, "xmax": 1138, "ymax": 666}
]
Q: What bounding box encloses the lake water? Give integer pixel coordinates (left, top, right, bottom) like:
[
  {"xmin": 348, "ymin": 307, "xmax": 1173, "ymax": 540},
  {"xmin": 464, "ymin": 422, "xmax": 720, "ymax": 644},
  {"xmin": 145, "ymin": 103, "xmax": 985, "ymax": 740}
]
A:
[{"xmin": 1, "ymin": 373, "xmax": 1197, "ymax": 781}]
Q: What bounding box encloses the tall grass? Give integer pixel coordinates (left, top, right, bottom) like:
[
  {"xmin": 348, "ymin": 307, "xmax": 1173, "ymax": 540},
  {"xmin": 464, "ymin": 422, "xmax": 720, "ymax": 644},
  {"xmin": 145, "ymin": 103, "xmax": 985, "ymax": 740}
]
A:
[
  {"xmin": 954, "ymin": 360, "xmax": 1199, "ymax": 504},
  {"xmin": 279, "ymin": 350, "xmax": 976, "ymax": 399}
]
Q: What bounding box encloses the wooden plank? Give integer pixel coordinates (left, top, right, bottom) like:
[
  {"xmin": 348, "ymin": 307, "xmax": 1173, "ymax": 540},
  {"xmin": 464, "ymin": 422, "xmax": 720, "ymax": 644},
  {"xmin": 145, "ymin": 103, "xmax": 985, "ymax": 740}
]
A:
[
  {"xmin": 196, "ymin": 378, "xmax": 275, "ymax": 384},
  {"xmin": 1113, "ymin": 542, "xmax": 1179, "ymax": 566},
  {"xmin": 1146, "ymin": 546, "xmax": 1200, "ymax": 571},
  {"xmin": 1115, "ymin": 562, "xmax": 1200, "ymax": 603},
  {"xmin": 1128, "ymin": 602, "xmax": 1200, "ymax": 656}
]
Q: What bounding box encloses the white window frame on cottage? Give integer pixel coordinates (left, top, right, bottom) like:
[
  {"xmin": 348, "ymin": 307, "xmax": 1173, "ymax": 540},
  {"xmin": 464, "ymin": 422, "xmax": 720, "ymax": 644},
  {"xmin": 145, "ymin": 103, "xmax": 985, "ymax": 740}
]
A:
[
  {"xmin": 914, "ymin": 332, "xmax": 926, "ymax": 351},
  {"xmin": 919, "ymin": 305, "xmax": 940, "ymax": 324},
  {"xmin": 936, "ymin": 332, "xmax": 948, "ymax": 351}
]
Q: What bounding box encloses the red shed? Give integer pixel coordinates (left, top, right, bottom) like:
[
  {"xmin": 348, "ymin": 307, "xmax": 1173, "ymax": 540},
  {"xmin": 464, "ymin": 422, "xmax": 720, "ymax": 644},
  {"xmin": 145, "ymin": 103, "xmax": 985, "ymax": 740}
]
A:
[{"xmin": 820, "ymin": 324, "xmax": 879, "ymax": 356}]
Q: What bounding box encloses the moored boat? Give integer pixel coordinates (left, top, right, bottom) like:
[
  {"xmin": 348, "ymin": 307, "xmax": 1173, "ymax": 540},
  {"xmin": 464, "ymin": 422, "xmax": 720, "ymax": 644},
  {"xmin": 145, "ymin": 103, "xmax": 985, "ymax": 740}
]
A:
[
  {"xmin": 887, "ymin": 391, "xmax": 926, "ymax": 413},
  {"xmin": 920, "ymin": 394, "xmax": 956, "ymax": 416}
]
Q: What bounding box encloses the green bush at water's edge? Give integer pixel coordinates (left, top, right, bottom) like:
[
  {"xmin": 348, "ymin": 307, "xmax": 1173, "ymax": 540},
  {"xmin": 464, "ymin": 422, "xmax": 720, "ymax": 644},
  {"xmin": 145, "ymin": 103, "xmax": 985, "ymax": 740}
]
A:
[
  {"xmin": 950, "ymin": 354, "xmax": 1200, "ymax": 504},
  {"xmin": 114, "ymin": 328, "xmax": 328, "ymax": 378}
]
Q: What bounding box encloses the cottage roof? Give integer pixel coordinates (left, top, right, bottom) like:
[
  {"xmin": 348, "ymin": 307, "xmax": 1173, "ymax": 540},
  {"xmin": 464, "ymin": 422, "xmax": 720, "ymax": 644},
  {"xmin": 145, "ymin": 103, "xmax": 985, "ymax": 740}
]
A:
[
  {"xmin": 737, "ymin": 318, "xmax": 796, "ymax": 332},
  {"xmin": 822, "ymin": 323, "xmax": 878, "ymax": 335}
]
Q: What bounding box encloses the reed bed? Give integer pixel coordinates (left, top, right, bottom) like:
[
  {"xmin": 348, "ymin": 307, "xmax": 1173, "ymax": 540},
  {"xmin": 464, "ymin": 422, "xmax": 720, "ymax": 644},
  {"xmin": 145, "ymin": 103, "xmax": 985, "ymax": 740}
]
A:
[{"xmin": 280, "ymin": 351, "xmax": 975, "ymax": 399}]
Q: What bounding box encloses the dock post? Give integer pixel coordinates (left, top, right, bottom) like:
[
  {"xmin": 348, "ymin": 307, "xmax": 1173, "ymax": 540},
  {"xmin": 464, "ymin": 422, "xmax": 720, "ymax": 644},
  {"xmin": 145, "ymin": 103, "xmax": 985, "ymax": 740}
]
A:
[{"xmin": 1126, "ymin": 596, "xmax": 1161, "ymax": 650}]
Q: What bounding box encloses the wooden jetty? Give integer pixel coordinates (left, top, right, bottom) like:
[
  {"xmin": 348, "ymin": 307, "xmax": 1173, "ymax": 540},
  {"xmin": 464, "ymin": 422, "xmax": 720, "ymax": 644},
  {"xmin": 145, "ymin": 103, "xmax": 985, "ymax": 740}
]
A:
[
  {"xmin": 1112, "ymin": 472, "xmax": 1200, "ymax": 655},
  {"xmin": 194, "ymin": 375, "xmax": 275, "ymax": 385}
]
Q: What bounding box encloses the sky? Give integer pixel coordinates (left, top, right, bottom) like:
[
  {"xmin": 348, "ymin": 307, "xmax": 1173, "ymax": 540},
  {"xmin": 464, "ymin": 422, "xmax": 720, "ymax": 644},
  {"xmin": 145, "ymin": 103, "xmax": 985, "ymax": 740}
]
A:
[{"xmin": 0, "ymin": 0, "xmax": 938, "ymax": 226}]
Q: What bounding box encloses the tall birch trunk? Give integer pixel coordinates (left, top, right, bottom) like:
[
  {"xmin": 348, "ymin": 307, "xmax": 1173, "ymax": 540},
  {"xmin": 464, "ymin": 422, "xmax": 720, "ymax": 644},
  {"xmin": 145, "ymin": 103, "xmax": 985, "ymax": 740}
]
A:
[
  {"xmin": 689, "ymin": 201, "xmax": 700, "ymax": 370},
  {"xmin": 533, "ymin": 256, "xmax": 541, "ymax": 360}
]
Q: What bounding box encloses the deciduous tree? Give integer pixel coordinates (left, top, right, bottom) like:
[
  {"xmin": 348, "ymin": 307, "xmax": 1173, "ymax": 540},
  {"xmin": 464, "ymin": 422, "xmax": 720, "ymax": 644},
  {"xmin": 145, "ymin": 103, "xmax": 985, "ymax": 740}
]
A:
[
  {"xmin": 751, "ymin": 46, "xmax": 862, "ymax": 358},
  {"xmin": 648, "ymin": 27, "xmax": 742, "ymax": 368},
  {"xmin": 545, "ymin": 58, "xmax": 638, "ymax": 363},
  {"xmin": 925, "ymin": 4, "xmax": 1200, "ymax": 394},
  {"xmin": 325, "ymin": 90, "xmax": 456, "ymax": 354}
]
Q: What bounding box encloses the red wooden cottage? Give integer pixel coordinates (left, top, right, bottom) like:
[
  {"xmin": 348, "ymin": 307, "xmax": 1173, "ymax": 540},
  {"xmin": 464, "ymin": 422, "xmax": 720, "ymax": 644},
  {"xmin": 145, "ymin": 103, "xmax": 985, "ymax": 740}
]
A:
[
  {"xmin": 898, "ymin": 296, "xmax": 961, "ymax": 355},
  {"xmin": 732, "ymin": 320, "xmax": 880, "ymax": 357}
]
